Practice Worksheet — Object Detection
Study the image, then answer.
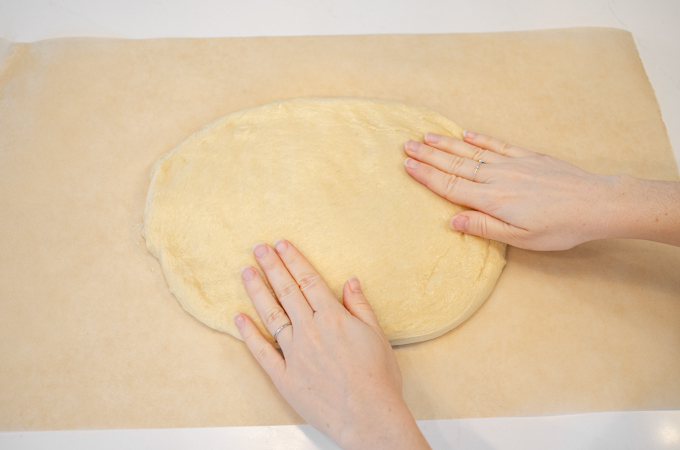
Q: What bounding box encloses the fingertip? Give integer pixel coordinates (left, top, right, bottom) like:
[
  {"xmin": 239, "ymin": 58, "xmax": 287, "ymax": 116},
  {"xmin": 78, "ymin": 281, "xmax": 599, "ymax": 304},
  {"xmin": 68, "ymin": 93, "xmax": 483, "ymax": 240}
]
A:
[
  {"xmin": 450, "ymin": 214, "xmax": 469, "ymax": 232},
  {"xmin": 404, "ymin": 139, "xmax": 420, "ymax": 153},
  {"xmin": 234, "ymin": 312, "xmax": 253, "ymax": 341},
  {"xmin": 273, "ymin": 238, "xmax": 288, "ymax": 254},
  {"xmin": 252, "ymin": 242, "xmax": 268, "ymax": 258},
  {"xmin": 463, "ymin": 130, "xmax": 478, "ymax": 140},
  {"xmin": 241, "ymin": 265, "xmax": 256, "ymax": 281},
  {"xmin": 404, "ymin": 157, "xmax": 419, "ymax": 169},
  {"xmin": 234, "ymin": 312, "xmax": 245, "ymax": 328},
  {"xmin": 424, "ymin": 132, "xmax": 440, "ymax": 144},
  {"xmin": 348, "ymin": 275, "xmax": 362, "ymax": 293}
]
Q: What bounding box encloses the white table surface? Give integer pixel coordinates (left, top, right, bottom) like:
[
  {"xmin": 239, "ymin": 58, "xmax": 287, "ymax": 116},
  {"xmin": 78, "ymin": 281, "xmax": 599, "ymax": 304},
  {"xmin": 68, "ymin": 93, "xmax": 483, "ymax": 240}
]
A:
[{"xmin": 1, "ymin": 1, "xmax": 678, "ymax": 449}]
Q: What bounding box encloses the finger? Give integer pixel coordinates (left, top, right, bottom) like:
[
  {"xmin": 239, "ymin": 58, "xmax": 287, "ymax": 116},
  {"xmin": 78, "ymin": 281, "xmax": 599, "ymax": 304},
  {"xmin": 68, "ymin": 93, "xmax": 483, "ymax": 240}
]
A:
[
  {"xmin": 235, "ymin": 312, "xmax": 286, "ymax": 382},
  {"xmin": 405, "ymin": 140, "xmax": 493, "ymax": 182},
  {"xmin": 241, "ymin": 265, "xmax": 294, "ymax": 347},
  {"xmin": 404, "ymin": 158, "xmax": 488, "ymax": 211},
  {"xmin": 343, "ymin": 276, "xmax": 381, "ymax": 329},
  {"xmin": 450, "ymin": 211, "xmax": 528, "ymax": 246},
  {"xmin": 420, "ymin": 134, "xmax": 508, "ymax": 164},
  {"xmin": 461, "ymin": 130, "xmax": 536, "ymax": 158},
  {"xmin": 253, "ymin": 243, "xmax": 313, "ymax": 322},
  {"xmin": 273, "ymin": 239, "xmax": 342, "ymax": 313}
]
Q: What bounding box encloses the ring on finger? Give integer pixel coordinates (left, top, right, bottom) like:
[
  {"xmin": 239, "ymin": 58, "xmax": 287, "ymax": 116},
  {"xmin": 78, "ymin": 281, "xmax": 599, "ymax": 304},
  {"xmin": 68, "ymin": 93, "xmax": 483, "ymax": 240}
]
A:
[
  {"xmin": 472, "ymin": 160, "xmax": 485, "ymax": 182},
  {"xmin": 273, "ymin": 323, "xmax": 292, "ymax": 343}
]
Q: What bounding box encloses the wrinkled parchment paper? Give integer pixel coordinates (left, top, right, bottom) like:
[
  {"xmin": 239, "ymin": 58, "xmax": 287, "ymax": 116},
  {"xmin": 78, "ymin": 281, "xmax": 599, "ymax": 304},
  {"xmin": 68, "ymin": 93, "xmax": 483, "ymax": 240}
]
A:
[{"xmin": 0, "ymin": 28, "xmax": 678, "ymax": 430}]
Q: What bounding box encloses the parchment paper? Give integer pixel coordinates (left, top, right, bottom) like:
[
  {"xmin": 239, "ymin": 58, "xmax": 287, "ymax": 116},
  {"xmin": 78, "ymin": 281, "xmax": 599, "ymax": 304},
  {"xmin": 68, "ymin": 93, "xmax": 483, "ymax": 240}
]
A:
[{"xmin": 0, "ymin": 28, "xmax": 678, "ymax": 430}]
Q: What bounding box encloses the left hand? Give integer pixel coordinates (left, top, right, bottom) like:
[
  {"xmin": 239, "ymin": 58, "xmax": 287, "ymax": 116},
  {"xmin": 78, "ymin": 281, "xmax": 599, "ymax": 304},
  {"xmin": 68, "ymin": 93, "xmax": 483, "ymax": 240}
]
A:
[{"xmin": 234, "ymin": 239, "xmax": 430, "ymax": 450}]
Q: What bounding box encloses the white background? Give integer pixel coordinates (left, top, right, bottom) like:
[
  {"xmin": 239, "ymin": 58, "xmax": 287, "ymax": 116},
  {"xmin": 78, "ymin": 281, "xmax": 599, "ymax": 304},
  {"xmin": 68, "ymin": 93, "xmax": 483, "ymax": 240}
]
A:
[{"xmin": 0, "ymin": 1, "xmax": 679, "ymax": 448}]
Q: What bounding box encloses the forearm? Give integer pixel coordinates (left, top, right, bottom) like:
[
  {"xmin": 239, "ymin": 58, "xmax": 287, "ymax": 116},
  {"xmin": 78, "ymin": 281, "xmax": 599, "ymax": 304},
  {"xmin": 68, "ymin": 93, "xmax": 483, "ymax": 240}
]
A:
[
  {"xmin": 339, "ymin": 398, "xmax": 430, "ymax": 450},
  {"xmin": 600, "ymin": 174, "xmax": 680, "ymax": 246}
]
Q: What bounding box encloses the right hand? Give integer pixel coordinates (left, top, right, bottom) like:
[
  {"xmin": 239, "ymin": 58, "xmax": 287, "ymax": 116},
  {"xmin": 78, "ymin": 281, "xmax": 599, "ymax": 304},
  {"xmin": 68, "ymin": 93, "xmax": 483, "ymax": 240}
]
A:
[
  {"xmin": 403, "ymin": 130, "xmax": 619, "ymax": 250},
  {"xmin": 235, "ymin": 240, "xmax": 430, "ymax": 450}
]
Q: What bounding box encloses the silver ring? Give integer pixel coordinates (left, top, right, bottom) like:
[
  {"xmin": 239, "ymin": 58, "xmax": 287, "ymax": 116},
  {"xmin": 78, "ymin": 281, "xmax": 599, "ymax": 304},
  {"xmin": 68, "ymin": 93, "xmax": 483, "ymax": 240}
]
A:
[
  {"xmin": 472, "ymin": 160, "xmax": 485, "ymax": 182},
  {"xmin": 273, "ymin": 323, "xmax": 292, "ymax": 343}
]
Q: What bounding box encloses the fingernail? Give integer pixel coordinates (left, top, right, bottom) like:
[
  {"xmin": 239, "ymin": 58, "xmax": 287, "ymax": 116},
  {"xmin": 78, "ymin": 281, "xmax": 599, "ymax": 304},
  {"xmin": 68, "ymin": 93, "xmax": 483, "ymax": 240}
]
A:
[
  {"xmin": 404, "ymin": 158, "xmax": 419, "ymax": 169},
  {"xmin": 241, "ymin": 266, "xmax": 256, "ymax": 281},
  {"xmin": 451, "ymin": 215, "xmax": 469, "ymax": 231},
  {"xmin": 406, "ymin": 140, "xmax": 420, "ymax": 152},
  {"xmin": 348, "ymin": 275, "xmax": 362, "ymax": 293},
  {"xmin": 425, "ymin": 132, "xmax": 440, "ymax": 143},
  {"xmin": 234, "ymin": 313, "xmax": 245, "ymax": 328},
  {"xmin": 253, "ymin": 243, "xmax": 268, "ymax": 258},
  {"xmin": 464, "ymin": 130, "xmax": 477, "ymax": 140},
  {"xmin": 273, "ymin": 239, "xmax": 287, "ymax": 254}
]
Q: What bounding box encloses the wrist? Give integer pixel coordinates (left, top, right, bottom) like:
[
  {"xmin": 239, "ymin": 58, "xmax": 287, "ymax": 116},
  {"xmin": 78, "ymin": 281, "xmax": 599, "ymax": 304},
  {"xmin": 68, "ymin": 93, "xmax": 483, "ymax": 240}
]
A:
[
  {"xmin": 572, "ymin": 173, "xmax": 624, "ymax": 244},
  {"xmin": 597, "ymin": 174, "xmax": 680, "ymax": 246},
  {"xmin": 590, "ymin": 173, "xmax": 633, "ymax": 241}
]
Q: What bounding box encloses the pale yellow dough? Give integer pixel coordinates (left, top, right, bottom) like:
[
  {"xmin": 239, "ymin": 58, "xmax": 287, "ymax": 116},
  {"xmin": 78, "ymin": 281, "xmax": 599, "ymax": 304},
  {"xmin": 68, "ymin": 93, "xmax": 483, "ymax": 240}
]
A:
[{"xmin": 142, "ymin": 98, "xmax": 506, "ymax": 345}]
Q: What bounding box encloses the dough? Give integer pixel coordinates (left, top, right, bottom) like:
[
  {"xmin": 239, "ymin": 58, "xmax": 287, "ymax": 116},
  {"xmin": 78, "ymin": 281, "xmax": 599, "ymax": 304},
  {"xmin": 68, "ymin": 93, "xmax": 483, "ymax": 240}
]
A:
[{"xmin": 142, "ymin": 98, "xmax": 505, "ymax": 345}]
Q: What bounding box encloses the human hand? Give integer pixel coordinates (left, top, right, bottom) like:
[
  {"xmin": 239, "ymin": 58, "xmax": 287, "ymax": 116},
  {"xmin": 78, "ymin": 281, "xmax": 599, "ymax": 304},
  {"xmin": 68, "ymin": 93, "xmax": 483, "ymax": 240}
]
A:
[
  {"xmin": 234, "ymin": 240, "xmax": 430, "ymax": 450},
  {"xmin": 403, "ymin": 130, "xmax": 621, "ymax": 250}
]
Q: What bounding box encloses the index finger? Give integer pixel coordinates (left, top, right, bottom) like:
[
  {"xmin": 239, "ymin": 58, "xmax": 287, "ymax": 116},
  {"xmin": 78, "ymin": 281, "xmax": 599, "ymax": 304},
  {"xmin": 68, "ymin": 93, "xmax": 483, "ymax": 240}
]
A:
[
  {"xmin": 273, "ymin": 239, "xmax": 342, "ymax": 313},
  {"xmin": 253, "ymin": 243, "xmax": 314, "ymax": 322}
]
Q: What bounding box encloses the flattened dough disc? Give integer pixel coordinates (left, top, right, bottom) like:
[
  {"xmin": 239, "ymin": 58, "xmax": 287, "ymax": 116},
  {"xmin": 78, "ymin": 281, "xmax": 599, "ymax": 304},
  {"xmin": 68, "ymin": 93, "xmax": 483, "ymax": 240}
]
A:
[{"xmin": 142, "ymin": 98, "xmax": 506, "ymax": 345}]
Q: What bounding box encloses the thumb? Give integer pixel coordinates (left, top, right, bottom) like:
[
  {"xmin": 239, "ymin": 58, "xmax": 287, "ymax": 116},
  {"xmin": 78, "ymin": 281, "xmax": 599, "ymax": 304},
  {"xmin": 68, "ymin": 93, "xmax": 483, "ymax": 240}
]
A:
[
  {"xmin": 343, "ymin": 276, "xmax": 381, "ymax": 329},
  {"xmin": 450, "ymin": 211, "xmax": 524, "ymax": 245}
]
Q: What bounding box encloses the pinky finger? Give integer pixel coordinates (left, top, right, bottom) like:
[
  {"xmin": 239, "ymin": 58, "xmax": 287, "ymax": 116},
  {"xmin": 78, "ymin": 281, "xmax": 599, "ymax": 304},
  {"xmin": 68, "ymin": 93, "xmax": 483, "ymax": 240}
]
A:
[{"xmin": 235, "ymin": 313, "xmax": 286, "ymax": 382}]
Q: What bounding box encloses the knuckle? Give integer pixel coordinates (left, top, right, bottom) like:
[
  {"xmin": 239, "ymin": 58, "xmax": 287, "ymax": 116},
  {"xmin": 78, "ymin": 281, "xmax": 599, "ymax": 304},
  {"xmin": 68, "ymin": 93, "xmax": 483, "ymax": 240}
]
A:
[
  {"xmin": 441, "ymin": 134, "xmax": 455, "ymax": 146},
  {"xmin": 256, "ymin": 344, "xmax": 272, "ymax": 364},
  {"xmin": 287, "ymin": 253, "xmax": 304, "ymax": 266},
  {"xmin": 422, "ymin": 166, "xmax": 437, "ymax": 187},
  {"xmin": 277, "ymin": 282, "xmax": 299, "ymax": 300},
  {"xmin": 480, "ymin": 135, "xmax": 493, "ymax": 147},
  {"xmin": 472, "ymin": 148, "xmax": 486, "ymax": 161},
  {"xmin": 352, "ymin": 302, "xmax": 377, "ymax": 319},
  {"xmin": 264, "ymin": 306, "xmax": 286, "ymax": 326},
  {"xmin": 262, "ymin": 256, "xmax": 279, "ymax": 271},
  {"xmin": 250, "ymin": 280, "xmax": 271, "ymax": 298},
  {"xmin": 447, "ymin": 155, "xmax": 466, "ymax": 174},
  {"xmin": 297, "ymin": 272, "xmax": 321, "ymax": 292},
  {"xmin": 304, "ymin": 326, "xmax": 322, "ymax": 345},
  {"xmin": 504, "ymin": 224, "xmax": 528, "ymax": 247},
  {"xmin": 422, "ymin": 162, "xmax": 435, "ymax": 174},
  {"xmin": 443, "ymin": 174, "xmax": 460, "ymax": 199},
  {"xmin": 321, "ymin": 310, "xmax": 345, "ymax": 329},
  {"xmin": 421, "ymin": 145, "xmax": 435, "ymax": 159},
  {"xmin": 478, "ymin": 216, "xmax": 489, "ymax": 237},
  {"xmin": 498, "ymin": 143, "xmax": 512, "ymax": 155}
]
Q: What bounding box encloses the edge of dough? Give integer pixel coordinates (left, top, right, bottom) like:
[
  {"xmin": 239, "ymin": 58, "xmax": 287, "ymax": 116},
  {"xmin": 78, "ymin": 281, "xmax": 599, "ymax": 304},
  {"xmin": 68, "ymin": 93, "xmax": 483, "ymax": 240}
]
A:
[{"xmin": 390, "ymin": 240, "xmax": 506, "ymax": 346}]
